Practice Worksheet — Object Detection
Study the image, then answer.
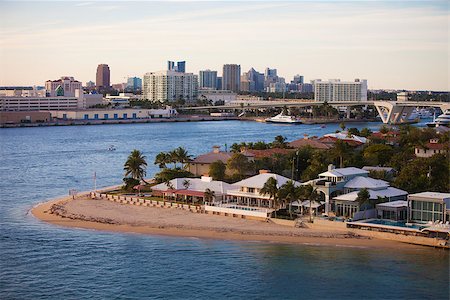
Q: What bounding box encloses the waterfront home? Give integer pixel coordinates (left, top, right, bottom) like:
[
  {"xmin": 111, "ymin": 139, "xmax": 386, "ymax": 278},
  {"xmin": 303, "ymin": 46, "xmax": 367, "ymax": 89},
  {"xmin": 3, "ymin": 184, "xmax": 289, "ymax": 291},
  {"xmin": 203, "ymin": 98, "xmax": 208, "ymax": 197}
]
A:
[
  {"xmin": 288, "ymin": 137, "xmax": 332, "ymax": 150},
  {"xmin": 414, "ymin": 139, "xmax": 448, "ymax": 158},
  {"xmin": 317, "ymin": 136, "xmax": 363, "ymax": 148},
  {"xmin": 188, "ymin": 146, "xmax": 254, "ymax": 177},
  {"xmin": 152, "ymin": 176, "xmax": 237, "ymax": 203},
  {"xmin": 407, "ymin": 192, "xmax": 450, "ymax": 223},
  {"xmin": 224, "ymin": 171, "xmax": 300, "ymax": 209},
  {"xmin": 332, "ymin": 177, "xmax": 407, "ymax": 218},
  {"xmin": 376, "ymin": 200, "xmax": 407, "ymax": 221},
  {"xmin": 369, "ymin": 130, "xmax": 400, "ymax": 145}
]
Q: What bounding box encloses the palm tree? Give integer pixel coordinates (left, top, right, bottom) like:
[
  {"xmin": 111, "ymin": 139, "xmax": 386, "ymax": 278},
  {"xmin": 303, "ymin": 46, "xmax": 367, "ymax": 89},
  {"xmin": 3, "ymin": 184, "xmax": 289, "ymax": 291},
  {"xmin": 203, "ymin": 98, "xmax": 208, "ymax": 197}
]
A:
[
  {"xmin": 331, "ymin": 140, "xmax": 350, "ymax": 168},
  {"xmin": 154, "ymin": 152, "xmax": 169, "ymax": 169},
  {"xmin": 182, "ymin": 179, "xmax": 191, "ymax": 189},
  {"xmin": 203, "ymin": 188, "xmax": 215, "ymax": 205},
  {"xmin": 260, "ymin": 177, "xmax": 279, "ymax": 217},
  {"xmin": 278, "ymin": 180, "xmax": 299, "ymax": 218},
  {"xmin": 300, "ymin": 184, "xmax": 320, "ymax": 222},
  {"xmin": 356, "ymin": 188, "xmax": 371, "ymax": 219},
  {"xmin": 124, "ymin": 150, "xmax": 148, "ymax": 183},
  {"xmin": 173, "ymin": 147, "xmax": 192, "ymax": 169}
]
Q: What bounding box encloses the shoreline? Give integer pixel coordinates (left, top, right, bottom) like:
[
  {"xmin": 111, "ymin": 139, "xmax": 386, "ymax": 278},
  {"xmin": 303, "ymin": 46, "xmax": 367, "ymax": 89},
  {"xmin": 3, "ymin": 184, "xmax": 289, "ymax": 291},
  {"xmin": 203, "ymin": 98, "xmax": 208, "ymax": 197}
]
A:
[{"xmin": 31, "ymin": 195, "xmax": 424, "ymax": 250}]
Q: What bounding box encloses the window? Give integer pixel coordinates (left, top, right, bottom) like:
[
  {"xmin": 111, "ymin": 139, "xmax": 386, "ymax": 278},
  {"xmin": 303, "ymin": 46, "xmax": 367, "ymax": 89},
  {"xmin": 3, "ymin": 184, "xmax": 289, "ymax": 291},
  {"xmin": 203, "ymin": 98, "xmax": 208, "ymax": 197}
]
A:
[
  {"xmin": 84, "ymin": 114, "xmax": 88, "ymax": 120},
  {"xmin": 132, "ymin": 113, "xmax": 137, "ymax": 119},
  {"xmin": 114, "ymin": 114, "xmax": 118, "ymax": 119},
  {"xmin": 94, "ymin": 114, "xmax": 99, "ymax": 119},
  {"xmin": 104, "ymin": 114, "xmax": 108, "ymax": 119},
  {"xmin": 123, "ymin": 113, "xmax": 127, "ymax": 119}
]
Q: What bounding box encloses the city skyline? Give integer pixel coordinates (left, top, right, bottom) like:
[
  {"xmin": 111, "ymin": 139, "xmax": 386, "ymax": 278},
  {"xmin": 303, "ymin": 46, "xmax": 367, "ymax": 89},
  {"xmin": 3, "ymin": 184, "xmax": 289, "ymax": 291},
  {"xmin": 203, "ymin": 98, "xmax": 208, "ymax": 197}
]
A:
[{"xmin": 0, "ymin": 1, "xmax": 448, "ymax": 91}]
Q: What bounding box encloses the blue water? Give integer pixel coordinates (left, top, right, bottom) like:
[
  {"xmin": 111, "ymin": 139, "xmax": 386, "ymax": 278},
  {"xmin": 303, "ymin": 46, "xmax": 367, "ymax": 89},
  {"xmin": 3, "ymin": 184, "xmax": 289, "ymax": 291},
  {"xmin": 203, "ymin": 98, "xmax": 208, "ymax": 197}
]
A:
[
  {"xmin": 1, "ymin": 120, "xmax": 448, "ymax": 299},
  {"xmin": 364, "ymin": 219, "xmax": 426, "ymax": 230}
]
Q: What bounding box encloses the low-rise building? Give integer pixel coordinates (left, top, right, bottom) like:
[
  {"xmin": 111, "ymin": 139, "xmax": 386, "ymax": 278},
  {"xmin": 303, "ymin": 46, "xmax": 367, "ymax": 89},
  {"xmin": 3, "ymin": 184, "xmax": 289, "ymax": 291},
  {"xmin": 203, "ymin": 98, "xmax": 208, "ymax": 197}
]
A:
[
  {"xmin": 151, "ymin": 176, "xmax": 237, "ymax": 203},
  {"xmin": 225, "ymin": 171, "xmax": 301, "ymax": 209},
  {"xmin": 0, "ymin": 111, "xmax": 52, "ymax": 124},
  {"xmin": 188, "ymin": 146, "xmax": 254, "ymax": 177},
  {"xmin": 414, "ymin": 139, "xmax": 448, "ymax": 158},
  {"xmin": 407, "ymin": 192, "xmax": 450, "ymax": 223},
  {"xmin": 50, "ymin": 108, "xmax": 177, "ymax": 120}
]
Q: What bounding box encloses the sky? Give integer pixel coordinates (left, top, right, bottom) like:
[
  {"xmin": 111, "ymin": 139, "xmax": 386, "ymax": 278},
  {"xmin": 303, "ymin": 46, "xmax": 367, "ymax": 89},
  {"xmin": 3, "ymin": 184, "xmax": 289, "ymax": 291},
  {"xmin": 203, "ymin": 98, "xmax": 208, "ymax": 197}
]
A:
[{"xmin": 0, "ymin": 0, "xmax": 449, "ymax": 91}]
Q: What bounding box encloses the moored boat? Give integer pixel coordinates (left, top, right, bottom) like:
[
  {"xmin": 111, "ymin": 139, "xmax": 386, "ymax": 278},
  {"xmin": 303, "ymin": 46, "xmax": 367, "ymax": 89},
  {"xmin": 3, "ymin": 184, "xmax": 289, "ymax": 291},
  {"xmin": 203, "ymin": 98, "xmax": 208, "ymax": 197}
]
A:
[{"xmin": 265, "ymin": 113, "xmax": 302, "ymax": 124}]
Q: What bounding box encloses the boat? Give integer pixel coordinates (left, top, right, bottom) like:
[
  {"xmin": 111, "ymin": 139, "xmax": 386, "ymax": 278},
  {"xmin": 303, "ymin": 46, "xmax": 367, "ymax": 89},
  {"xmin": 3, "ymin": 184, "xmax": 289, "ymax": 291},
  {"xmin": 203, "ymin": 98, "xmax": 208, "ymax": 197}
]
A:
[
  {"xmin": 265, "ymin": 112, "xmax": 302, "ymax": 124},
  {"xmin": 108, "ymin": 145, "xmax": 117, "ymax": 151},
  {"xmin": 426, "ymin": 110, "xmax": 450, "ymax": 127}
]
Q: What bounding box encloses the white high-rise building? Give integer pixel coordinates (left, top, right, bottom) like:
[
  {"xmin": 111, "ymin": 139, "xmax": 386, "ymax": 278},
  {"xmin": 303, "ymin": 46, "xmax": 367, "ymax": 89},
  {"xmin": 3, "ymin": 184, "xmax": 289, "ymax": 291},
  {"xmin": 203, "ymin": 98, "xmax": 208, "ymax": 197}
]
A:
[
  {"xmin": 313, "ymin": 79, "xmax": 368, "ymax": 102},
  {"xmin": 143, "ymin": 70, "xmax": 198, "ymax": 102}
]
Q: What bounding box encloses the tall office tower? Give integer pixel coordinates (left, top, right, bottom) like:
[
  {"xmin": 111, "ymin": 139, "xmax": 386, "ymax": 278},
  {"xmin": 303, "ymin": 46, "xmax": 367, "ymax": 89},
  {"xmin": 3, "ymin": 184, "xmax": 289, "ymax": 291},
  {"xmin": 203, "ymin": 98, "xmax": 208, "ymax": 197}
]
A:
[
  {"xmin": 264, "ymin": 67, "xmax": 278, "ymax": 90},
  {"xmin": 241, "ymin": 68, "xmax": 264, "ymax": 92},
  {"xmin": 222, "ymin": 64, "xmax": 241, "ymax": 93},
  {"xmin": 313, "ymin": 79, "xmax": 368, "ymax": 102},
  {"xmin": 167, "ymin": 60, "xmax": 186, "ymax": 73},
  {"xmin": 143, "ymin": 70, "xmax": 198, "ymax": 102},
  {"xmin": 292, "ymin": 75, "xmax": 304, "ymax": 84},
  {"xmin": 126, "ymin": 77, "xmax": 143, "ymax": 91},
  {"xmin": 45, "ymin": 76, "xmax": 82, "ymax": 97},
  {"xmin": 199, "ymin": 70, "xmax": 218, "ymax": 89},
  {"xmin": 96, "ymin": 64, "xmax": 110, "ymax": 89},
  {"xmin": 265, "ymin": 68, "xmax": 277, "ymax": 78},
  {"xmin": 216, "ymin": 77, "xmax": 222, "ymax": 90}
]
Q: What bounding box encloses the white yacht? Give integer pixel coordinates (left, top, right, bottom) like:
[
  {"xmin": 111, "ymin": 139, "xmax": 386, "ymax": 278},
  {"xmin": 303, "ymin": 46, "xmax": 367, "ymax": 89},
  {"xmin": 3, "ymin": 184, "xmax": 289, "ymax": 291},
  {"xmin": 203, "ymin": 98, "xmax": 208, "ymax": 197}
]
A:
[
  {"xmin": 265, "ymin": 112, "xmax": 302, "ymax": 124},
  {"xmin": 427, "ymin": 110, "xmax": 450, "ymax": 127}
]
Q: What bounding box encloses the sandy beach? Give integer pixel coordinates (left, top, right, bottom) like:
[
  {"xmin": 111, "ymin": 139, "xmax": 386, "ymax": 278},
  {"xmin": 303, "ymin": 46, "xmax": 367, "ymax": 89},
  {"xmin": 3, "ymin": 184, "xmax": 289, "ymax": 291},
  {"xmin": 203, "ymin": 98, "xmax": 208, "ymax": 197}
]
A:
[{"xmin": 30, "ymin": 195, "xmax": 425, "ymax": 249}]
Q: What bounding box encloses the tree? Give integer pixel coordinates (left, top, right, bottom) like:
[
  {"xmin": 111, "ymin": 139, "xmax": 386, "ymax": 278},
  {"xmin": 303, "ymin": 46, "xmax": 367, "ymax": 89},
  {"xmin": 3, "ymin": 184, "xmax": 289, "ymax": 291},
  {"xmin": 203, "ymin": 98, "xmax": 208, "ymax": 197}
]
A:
[
  {"xmin": 124, "ymin": 150, "xmax": 148, "ymax": 183},
  {"xmin": 154, "ymin": 152, "xmax": 170, "ymax": 168},
  {"xmin": 379, "ymin": 125, "xmax": 390, "ymax": 134},
  {"xmin": 363, "ymin": 144, "xmax": 393, "ymax": 166},
  {"xmin": 183, "ymin": 179, "xmax": 191, "ymax": 189},
  {"xmin": 356, "ymin": 188, "xmax": 371, "ymax": 218},
  {"xmin": 331, "ymin": 140, "xmax": 351, "ymax": 168},
  {"xmin": 360, "ymin": 128, "xmax": 373, "ymax": 138},
  {"xmin": 260, "ymin": 177, "xmax": 279, "ymax": 217},
  {"xmin": 299, "ymin": 184, "xmax": 319, "ymax": 222},
  {"xmin": 204, "ymin": 188, "xmax": 215, "ymax": 204},
  {"xmin": 278, "ymin": 180, "xmax": 299, "ymax": 218},
  {"xmin": 272, "ymin": 135, "xmax": 288, "ymax": 148},
  {"xmin": 339, "ymin": 122, "xmax": 346, "ymax": 131},
  {"xmin": 347, "ymin": 128, "xmax": 360, "ymax": 136},
  {"xmin": 172, "ymin": 147, "xmax": 191, "ymax": 169},
  {"xmin": 227, "ymin": 153, "xmax": 253, "ymax": 179},
  {"xmin": 209, "ymin": 160, "xmax": 226, "ymax": 181}
]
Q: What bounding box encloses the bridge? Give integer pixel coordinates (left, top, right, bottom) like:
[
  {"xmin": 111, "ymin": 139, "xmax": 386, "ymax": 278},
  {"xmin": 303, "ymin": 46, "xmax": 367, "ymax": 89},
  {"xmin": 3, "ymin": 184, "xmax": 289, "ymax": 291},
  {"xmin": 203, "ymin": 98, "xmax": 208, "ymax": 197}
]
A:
[{"xmin": 181, "ymin": 100, "xmax": 450, "ymax": 124}]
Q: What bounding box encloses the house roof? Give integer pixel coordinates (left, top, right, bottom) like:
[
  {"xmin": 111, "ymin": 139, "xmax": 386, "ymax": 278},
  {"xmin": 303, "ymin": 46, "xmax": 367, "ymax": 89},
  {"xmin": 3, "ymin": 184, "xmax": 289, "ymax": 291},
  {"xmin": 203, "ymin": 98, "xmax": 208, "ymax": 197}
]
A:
[
  {"xmin": 152, "ymin": 177, "xmax": 237, "ymax": 194},
  {"xmin": 319, "ymin": 167, "xmax": 369, "ymax": 178},
  {"xmin": 424, "ymin": 142, "xmax": 447, "ymax": 150},
  {"xmin": 344, "ymin": 176, "xmax": 389, "ymax": 189},
  {"xmin": 288, "ymin": 138, "xmax": 332, "ymax": 150},
  {"xmin": 233, "ymin": 173, "xmax": 300, "ymax": 189},
  {"xmin": 323, "ymin": 132, "xmax": 367, "ymax": 144},
  {"xmin": 318, "ymin": 136, "xmax": 363, "ymax": 147},
  {"xmin": 191, "ymin": 151, "xmax": 254, "ymax": 164},
  {"xmin": 408, "ymin": 192, "xmax": 450, "ymax": 201},
  {"xmin": 333, "ymin": 187, "xmax": 408, "ymax": 202},
  {"xmin": 242, "ymin": 148, "xmax": 295, "ymax": 159}
]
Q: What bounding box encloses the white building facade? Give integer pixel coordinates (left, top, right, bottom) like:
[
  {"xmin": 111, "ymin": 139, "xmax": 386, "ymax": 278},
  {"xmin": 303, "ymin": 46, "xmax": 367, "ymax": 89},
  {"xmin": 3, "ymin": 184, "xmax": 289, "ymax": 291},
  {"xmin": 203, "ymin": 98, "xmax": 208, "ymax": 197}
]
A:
[
  {"xmin": 313, "ymin": 79, "xmax": 368, "ymax": 102},
  {"xmin": 45, "ymin": 77, "xmax": 82, "ymax": 97},
  {"xmin": 142, "ymin": 70, "xmax": 198, "ymax": 103}
]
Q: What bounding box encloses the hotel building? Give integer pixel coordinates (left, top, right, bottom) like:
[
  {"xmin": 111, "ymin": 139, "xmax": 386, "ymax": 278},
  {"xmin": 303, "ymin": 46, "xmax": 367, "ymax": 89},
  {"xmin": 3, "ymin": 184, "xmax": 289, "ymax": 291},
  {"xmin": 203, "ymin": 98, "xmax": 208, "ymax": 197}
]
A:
[
  {"xmin": 45, "ymin": 77, "xmax": 82, "ymax": 97},
  {"xmin": 142, "ymin": 70, "xmax": 198, "ymax": 103},
  {"xmin": 199, "ymin": 70, "xmax": 218, "ymax": 89},
  {"xmin": 313, "ymin": 79, "xmax": 368, "ymax": 102},
  {"xmin": 222, "ymin": 64, "xmax": 241, "ymax": 93}
]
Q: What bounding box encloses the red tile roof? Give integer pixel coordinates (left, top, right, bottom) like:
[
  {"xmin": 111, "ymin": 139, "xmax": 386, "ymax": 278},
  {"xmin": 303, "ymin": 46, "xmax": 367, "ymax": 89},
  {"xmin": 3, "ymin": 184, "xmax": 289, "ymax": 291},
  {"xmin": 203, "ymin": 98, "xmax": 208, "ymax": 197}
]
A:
[{"xmin": 288, "ymin": 138, "xmax": 332, "ymax": 150}]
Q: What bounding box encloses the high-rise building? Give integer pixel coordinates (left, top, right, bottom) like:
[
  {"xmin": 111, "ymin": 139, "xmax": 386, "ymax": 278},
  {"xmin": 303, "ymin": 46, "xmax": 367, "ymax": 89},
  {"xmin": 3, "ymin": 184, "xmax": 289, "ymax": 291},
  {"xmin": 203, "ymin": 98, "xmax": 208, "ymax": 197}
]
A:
[
  {"xmin": 241, "ymin": 68, "xmax": 264, "ymax": 92},
  {"xmin": 292, "ymin": 75, "xmax": 304, "ymax": 84},
  {"xmin": 45, "ymin": 76, "xmax": 82, "ymax": 97},
  {"xmin": 85, "ymin": 81, "xmax": 95, "ymax": 88},
  {"xmin": 222, "ymin": 64, "xmax": 241, "ymax": 93},
  {"xmin": 143, "ymin": 70, "xmax": 198, "ymax": 102},
  {"xmin": 167, "ymin": 60, "xmax": 186, "ymax": 73},
  {"xmin": 199, "ymin": 70, "xmax": 218, "ymax": 89},
  {"xmin": 96, "ymin": 64, "xmax": 110, "ymax": 89},
  {"xmin": 313, "ymin": 79, "xmax": 368, "ymax": 102},
  {"xmin": 216, "ymin": 77, "xmax": 222, "ymax": 90},
  {"xmin": 264, "ymin": 67, "xmax": 279, "ymax": 90},
  {"xmin": 126, "ymin": 77, "xmax": 142, "ymax": 91}
]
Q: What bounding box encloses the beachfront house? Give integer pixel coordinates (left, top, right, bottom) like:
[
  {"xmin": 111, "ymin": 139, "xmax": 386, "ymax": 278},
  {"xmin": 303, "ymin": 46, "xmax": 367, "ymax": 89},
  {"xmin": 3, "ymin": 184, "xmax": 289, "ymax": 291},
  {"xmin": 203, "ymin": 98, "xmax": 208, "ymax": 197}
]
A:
[
  {"xmin": 407, "ymin": 192, "xmax": 450, "ymax": 224},
  {"xmin": 376, "ymin": 201, "xmax": 408, "ymax": 221},
  {"xmin": 224, "ymin": 171, "xmax": 301, "ymax": 209},
  {"xmin": 332, "ymin": 176, "xmax": 407, "ymax": 218},
  {"xmin": 151, "ymin": 176, "xmax": 237, "ymax": 204},
  {"xmin": 188, "ymin": 146, "xmax": 254, "ymax": 177},
  {"xmin": 414, "ymin": 139, "xmax": 448, "ymax": 158}
]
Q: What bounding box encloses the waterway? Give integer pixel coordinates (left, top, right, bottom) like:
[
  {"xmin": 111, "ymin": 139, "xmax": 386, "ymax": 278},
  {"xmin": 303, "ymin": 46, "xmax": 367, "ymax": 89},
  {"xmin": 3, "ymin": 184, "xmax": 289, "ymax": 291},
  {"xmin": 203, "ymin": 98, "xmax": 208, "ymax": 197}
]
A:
[{"xmin": 0, "ymin": 120, "xmax": 448, "ymax": 299}]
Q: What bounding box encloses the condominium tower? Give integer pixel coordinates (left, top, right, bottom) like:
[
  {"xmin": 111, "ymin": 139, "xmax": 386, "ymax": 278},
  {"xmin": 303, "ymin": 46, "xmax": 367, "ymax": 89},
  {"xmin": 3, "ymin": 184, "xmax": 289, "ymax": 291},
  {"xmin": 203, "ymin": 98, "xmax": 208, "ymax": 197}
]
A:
[
  {"xmin": 222, "ymin": 64, "xmax": 241, "ymax": 93},
  {"xmin": 313, "ymin": 79, "xmax": 368, "ymax": 102},
  {"xmin": 199, "ymin": 70, "xmax": 218, "ymax": 89},
  {"xmin": 96, "ymin": 64, "xmax": 110, "ymax": 89},
  {"xmin": 143, "ymin": 70, "xmax": 198, "ymax": 102}
]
